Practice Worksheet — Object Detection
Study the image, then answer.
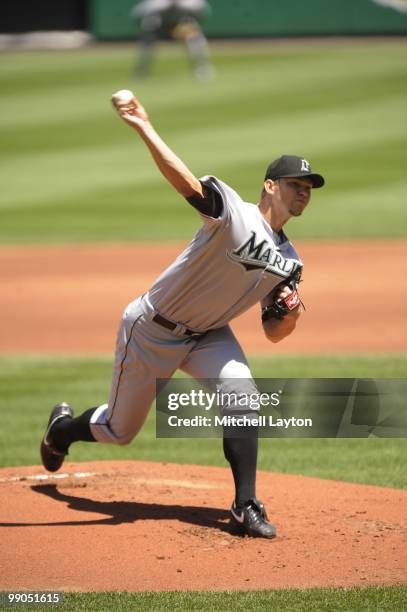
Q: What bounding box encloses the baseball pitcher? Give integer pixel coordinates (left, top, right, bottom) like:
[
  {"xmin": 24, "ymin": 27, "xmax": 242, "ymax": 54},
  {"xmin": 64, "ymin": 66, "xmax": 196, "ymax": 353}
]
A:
[{"xmin": 40, "ymin": 91, "xmax": 325, "ymax": 539}]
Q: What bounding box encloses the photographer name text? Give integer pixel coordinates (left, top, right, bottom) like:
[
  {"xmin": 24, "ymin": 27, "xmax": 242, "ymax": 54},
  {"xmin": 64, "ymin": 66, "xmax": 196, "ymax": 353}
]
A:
[{"xmin": 167, "ymin": 415, "xmax": 312, "ymax": 428}]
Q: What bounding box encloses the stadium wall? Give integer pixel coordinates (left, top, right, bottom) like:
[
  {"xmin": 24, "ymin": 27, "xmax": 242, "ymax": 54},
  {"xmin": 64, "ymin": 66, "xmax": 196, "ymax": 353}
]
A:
[{"xmin": 89, "ymin": 0, "xmax": 407, "ymax": 39}]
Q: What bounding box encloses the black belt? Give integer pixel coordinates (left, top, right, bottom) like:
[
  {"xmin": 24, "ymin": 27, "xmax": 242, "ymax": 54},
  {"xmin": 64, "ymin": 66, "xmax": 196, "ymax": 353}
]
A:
[{"xmin": 152, "ymin": 313, "xmax": 203, "ymax": 337}]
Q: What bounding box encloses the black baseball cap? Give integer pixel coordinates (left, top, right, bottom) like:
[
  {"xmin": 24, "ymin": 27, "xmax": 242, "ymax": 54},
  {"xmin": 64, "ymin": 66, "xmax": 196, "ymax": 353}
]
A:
[{"xmin": 265, "ymin": 155, "xmax": 325, "ymax": 188}]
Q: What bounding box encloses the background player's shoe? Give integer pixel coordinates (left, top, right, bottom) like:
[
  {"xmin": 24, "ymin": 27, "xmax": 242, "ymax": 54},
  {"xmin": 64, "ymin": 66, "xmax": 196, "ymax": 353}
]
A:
[
  {"xmin": 40, "ymin": 402, "xmax": 73, "ymax": 472},
  {"xmin": 230, "ymin": 498, "xmax": 277, "ymax": 539}
]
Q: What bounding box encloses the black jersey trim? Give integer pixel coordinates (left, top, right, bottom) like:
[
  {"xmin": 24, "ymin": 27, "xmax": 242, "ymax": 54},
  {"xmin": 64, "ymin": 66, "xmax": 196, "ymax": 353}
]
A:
[{"xmin": 186, "ymin": 183, "xmax": 223, "ymax": 218}]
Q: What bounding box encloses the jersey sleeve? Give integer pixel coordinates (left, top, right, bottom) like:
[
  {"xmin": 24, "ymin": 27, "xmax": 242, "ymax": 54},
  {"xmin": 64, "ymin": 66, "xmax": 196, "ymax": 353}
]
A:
[
  {"xmin": 189, "ymin": 175, "xmax": 240, "ymax": 227},
  {"xmin": 185, "ymin": 183, "xmax": 223, "ymax": 218}
]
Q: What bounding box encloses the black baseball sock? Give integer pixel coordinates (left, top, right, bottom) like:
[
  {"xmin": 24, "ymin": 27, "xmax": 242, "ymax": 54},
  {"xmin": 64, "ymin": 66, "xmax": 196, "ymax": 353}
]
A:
[
  {"xmin": 52, "ymin": 407, "xmax": 97, "ymax": 452},
  {"xmin": 223, "ymin": 424, "xmax": 258, "ymax": 507}
]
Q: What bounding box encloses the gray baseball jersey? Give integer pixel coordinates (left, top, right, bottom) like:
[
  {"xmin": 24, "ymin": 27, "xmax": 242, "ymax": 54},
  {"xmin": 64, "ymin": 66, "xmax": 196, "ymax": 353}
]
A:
[
  {"xmin": 89, "ymin": 176, "xmax": 302, "ymax": 444},
  {"xmin": 147, "ymin": 175, "xmax": 302, "ymax": 331}
]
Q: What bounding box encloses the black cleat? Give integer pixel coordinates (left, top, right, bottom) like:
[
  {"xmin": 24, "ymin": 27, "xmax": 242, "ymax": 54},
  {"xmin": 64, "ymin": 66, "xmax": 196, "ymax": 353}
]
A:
[
  {"xmin": 40, "ymin": 403, "xmax": 73, "ymax": 472},
  {"xmin": 230, "ymin": 498, "xmax": 277, "ymax": 539}
]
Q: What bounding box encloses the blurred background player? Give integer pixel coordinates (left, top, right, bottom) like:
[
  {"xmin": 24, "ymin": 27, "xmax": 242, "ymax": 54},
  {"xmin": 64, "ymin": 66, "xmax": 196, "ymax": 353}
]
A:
[{"xmin": 131, "ymin": 0, "xmax": 214, "ymax": 79}]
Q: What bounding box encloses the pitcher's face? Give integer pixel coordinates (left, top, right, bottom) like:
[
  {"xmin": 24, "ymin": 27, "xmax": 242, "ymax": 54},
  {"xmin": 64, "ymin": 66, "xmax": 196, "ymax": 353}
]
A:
[{"xmin": 277, "ymin": 177, "xmax": 313, "ymax": 217}]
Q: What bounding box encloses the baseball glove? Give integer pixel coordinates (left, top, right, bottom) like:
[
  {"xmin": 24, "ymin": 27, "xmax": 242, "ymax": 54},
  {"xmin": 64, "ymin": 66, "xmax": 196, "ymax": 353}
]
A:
[{"xmin": 261, "ymin": 267, "xmax": 303, "ymax": 322}]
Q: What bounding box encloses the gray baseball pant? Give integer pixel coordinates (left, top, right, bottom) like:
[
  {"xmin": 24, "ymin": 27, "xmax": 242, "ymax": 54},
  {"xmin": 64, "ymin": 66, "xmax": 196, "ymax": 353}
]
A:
[{"xmin": 90, "ymin": 295, "xmax": 257, "ymax": 444}]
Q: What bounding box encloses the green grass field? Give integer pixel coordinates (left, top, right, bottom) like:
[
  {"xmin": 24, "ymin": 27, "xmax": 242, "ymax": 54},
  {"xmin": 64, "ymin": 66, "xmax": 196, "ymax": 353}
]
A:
[
  {"xmin": 1, "ymin": 40, "xmax": 406, "ymax": 611},
  {"xmin": 44, "ymin": 586, "xmax": 407, "ymax": 611},
  {"xmin": 1, "ymin": 40, "xmax": 407, "ymax": 243},
  {"xmin": 2, "ymin": 586, "xmax": 407, "ymax": 611},
  {"xmin": 1, "ymin": 354, "xmax": 406, "ymax": 489}
]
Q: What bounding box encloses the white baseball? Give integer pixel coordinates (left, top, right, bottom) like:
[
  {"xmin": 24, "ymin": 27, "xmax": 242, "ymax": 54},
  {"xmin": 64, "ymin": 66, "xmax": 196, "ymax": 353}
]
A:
[{"xmin": 111, "ymin": 89, "xmax": 135, "ymax": 107}]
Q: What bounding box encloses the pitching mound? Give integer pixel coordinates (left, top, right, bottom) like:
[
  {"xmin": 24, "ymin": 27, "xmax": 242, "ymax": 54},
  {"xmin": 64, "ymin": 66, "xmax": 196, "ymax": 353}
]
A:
[{"xmin": 1, "ymin": 461, "xmax": 406, "ymax": 592}]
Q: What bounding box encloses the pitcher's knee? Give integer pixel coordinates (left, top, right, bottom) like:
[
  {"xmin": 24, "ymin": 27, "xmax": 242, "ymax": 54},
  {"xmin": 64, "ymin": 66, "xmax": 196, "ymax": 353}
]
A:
[
  {"xmin": 108, "ymin": 415, "xmax": 147, "ymax": 444},
  {"xmin": 90, "ymin": 403, "xmax": 146, "ymax": 445},
  {"xmin": 217, "ymin": 379, "xmax": 259, "ymax": 416},
  {"xmin": 108, "ymin": 424, "xmax": 140, "ymax": 445}
]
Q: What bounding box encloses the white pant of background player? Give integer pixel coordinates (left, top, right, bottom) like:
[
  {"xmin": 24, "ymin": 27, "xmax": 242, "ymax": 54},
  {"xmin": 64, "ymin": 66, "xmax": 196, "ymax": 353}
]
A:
[{"xmin": 90, "ymin": 295, "xmax": 257, "ymax": 444}]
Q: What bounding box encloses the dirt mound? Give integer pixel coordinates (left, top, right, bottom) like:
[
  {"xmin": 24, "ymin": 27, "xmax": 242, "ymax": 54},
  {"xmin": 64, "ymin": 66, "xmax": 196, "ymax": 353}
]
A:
[{"xmin": 1, "ymin": 461, "xmax": 406, "ymax": 592}]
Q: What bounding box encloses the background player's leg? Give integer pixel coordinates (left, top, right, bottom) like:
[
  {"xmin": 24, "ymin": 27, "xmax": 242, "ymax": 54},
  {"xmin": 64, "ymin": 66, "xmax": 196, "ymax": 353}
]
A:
[
  {"xmin": 180, "ymin": 326, "xmax": 259, "ymax": 505},
  {"xmin": 135, "ymin": 14, "xmax": 161, "ymax": 77},
  {"xmin": 172, "ymin": 17, "xmax": 214, "ymax": 80}
]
